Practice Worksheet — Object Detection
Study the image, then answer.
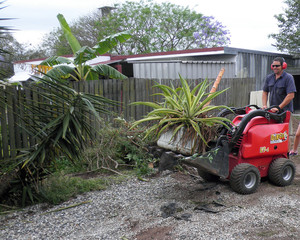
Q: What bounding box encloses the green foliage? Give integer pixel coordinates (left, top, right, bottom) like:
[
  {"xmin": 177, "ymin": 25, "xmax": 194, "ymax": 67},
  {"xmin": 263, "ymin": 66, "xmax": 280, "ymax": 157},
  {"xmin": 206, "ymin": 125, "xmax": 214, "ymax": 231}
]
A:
[
  {"xmin": 49, "ymin": 157, "xmax": 86, "ymax": 174},
  {"xmin": 41, "ymin": 27, "xmax": 71, "ymax": 56},
  {"xmin": 268, "ymin": 0, "xmax": 300, "ymax": 57},
  {"xmin": 0, "ymin": 3, "xmax": 14, "ymax": 78},
  {"xmin": 1, "ymin": 117, "xmax": 153, "ymax": 207},
  {"xmin": 0, "ymin": 10, "xmax": 139, "ymax": 208},
  {"xmin": 131, "ymin": 75, "xmax": 232, "ymax": 153},
  {"xmin": 57, "ymin": 13, "xmax": 82, "ymax": 54},
  {"xmin": 41, "ymin": 11, "xmax": 100, "ymax": 57},
  {"xmin": 2, "ymin": 171, "xmax": 131, "ymax": 206},
  {"xmin": 39, "ymin": 14, "xmax": 131, "ymax": 81},
  {"xmin": 33, "ymin": 120, "xmax": 154, "ymax": 206},
  {"xmin": 0, "ymin": 33, "xmax": 45, "ymax": 62},
  {"xmin": 83, "ymin": 118, "xmax": 156, "ymax": 177},
  {"xmin": 1, "ymin": 76, "xmax": 118, "ymax": 206},
  {"xmin": 39, "ymin": 0, "xmax": 230, "ymax": 55},
  {"xmin": 97, "ymin": 0, "xmax": 230, "ymax": 54},
  {"xmin": 38, "ymin": 174, "xmax": 108, "ymax": 205},
  {"xmin": 0, "ymin": 2, "xmax": 13, "ymax": 56}
]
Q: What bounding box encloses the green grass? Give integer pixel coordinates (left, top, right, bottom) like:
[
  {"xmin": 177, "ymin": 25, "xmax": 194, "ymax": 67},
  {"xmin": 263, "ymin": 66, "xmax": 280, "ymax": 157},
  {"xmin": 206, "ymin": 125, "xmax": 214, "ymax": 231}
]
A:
[
  {"xmin": 38, "ymin": 171, "xmax": 133, "ymax": 205},
  {"xmin": 256, "ymin": 230, "xmax": 278, "ymax": 237}
]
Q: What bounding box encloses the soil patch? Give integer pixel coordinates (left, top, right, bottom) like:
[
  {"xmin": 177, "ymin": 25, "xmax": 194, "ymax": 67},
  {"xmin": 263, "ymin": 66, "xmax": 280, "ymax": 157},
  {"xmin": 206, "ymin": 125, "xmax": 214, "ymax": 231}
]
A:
[{"xmin": 135, "ymin": 226, "xmax": 174, "ymax": 240}]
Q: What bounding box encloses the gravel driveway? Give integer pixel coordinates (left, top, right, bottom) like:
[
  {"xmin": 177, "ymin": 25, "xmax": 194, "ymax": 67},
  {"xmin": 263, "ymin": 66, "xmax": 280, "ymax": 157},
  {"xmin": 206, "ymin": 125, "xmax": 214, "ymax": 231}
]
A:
[{"xmin": 1, "ymin": 155, "xmax": 300, "ymax": 240}]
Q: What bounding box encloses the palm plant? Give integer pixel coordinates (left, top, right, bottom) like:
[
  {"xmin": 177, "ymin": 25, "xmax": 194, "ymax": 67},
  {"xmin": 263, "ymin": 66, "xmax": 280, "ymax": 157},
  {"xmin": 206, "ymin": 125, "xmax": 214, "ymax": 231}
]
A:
[
  {"xmin": 0, "ymin": 13, "xmax": 132, "ymax": 205},
  {"xmin": 0, "ymin": 1, "xmax": 14, "ymax": 79},
  {"xmin": 3, "ymin": 76, "xmax": 118, "ymax": 205},
  {"xmin": 131, "ymin": 75, "xmax": 232, "ymax": 153},
  {"xmin": 39, "ymin": 14, "xmax": 131, "ymax": 81}
]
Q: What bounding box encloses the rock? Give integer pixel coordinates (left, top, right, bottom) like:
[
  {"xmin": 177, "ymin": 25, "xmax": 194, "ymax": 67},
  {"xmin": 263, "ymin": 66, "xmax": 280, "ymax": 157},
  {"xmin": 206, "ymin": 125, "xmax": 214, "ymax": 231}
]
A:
[
  {"xmin": 160, "ymin": 202, "xmax": 183, "ymax": 218},
  {"xmin": 174, "ymin": 213, "xmax": 192, "ymax": 221},
  {"xmin": 159, "ymin": 151, "xmax": 183, "ymax": 172},
  {"xmin": 153, "ymin": 148, "xmax": 165, "ymax": 158}
]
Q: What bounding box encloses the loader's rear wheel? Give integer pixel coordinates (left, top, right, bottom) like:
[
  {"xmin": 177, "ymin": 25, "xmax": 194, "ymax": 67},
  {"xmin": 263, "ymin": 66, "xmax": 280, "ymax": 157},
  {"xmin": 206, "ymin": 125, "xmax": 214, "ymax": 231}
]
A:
[
  {"xmin": 197, "ymin": 168, "xmax": 220, "ymax": 182},
  {"xmin": 230, "ymin": 163, "xmax": 261, "ymax": 194},
  {"xmin": 268, "ymin": 158, "xmax": 295, "ymax": 186}
]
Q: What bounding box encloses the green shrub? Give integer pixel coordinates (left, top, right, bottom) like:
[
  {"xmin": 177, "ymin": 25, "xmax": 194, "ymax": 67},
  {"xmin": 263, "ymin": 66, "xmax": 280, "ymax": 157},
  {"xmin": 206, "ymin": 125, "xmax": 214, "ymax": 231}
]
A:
[
  {"xmin": 83, "ymin": 118, "xmax": 156, "ymax": 176},
  {"xmin": 49, "ymin": 156, "xmax": 86, "ymax": 174},
  {"xmin": 38, "ymin": 173, "xmax": 107, "ymax": 205}
]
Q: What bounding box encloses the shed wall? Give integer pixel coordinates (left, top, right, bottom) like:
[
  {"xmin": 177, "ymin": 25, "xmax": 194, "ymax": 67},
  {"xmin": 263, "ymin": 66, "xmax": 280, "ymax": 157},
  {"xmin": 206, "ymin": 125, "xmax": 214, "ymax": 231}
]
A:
[
  {"xmin": 235, "ymin": 52, "xmax": 279, "ymax": 90},
  {"xmin": 133, "ymin": 61, "xmax": 236, "ymax": 80}
]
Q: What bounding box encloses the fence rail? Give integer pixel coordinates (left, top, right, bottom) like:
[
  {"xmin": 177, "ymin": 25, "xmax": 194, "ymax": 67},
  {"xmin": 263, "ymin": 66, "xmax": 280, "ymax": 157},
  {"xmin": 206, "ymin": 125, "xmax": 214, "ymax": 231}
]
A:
[{"xmin": 0, "ymin": 77, "xmax": 256, "ymax": 159}]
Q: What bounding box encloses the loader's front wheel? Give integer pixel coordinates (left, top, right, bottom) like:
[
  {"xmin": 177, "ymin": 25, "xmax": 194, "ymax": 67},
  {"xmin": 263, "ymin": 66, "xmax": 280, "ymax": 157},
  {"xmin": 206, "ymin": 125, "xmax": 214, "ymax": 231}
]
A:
[
  {"xmin": 230, "ymin": 163, "xmax": 261, "ymax": 194},
  {"xmin": 268, "ymin": 158, "xmax": 295, "ymax": 186},
  {"xmin": 197, "ymin": 168, "xmax": 220, "ymax": 182}
]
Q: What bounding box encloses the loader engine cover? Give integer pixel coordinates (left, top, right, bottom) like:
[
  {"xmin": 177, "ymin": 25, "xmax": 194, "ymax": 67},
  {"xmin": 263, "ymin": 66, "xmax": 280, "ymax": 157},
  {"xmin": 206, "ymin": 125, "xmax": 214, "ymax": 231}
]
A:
[{"xmin": 232, "ymin": 115, "xmax": 289, "ymax": 159}]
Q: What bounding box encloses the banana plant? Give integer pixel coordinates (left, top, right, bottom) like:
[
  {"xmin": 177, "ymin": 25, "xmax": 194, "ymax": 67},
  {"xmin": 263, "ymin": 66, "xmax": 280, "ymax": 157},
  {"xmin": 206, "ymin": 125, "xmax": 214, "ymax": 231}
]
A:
[
  {"xmin": 131, "ymin": 75, "xmax": 233, "ymax": 152},
  {"xmin": 39, "ymin": 14, "xmax": 131, "ymax": 81}
]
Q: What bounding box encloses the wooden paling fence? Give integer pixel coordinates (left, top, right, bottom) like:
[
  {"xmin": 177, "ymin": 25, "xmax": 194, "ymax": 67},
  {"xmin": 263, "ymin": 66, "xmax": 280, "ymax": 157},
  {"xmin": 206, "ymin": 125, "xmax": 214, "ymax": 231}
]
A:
[{"xmin": 0, "ymin": 77, "xmax": 256, "ymax": 160}]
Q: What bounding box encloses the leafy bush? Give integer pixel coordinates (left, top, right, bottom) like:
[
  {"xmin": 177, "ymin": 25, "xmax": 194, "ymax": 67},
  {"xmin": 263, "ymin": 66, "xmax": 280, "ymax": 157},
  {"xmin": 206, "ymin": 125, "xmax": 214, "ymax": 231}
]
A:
[
  {"xmin": 49, "ymin": 157, "xmax": 86, "ymax": 174},
  {"xmin": 82, "ymin": 118, "xmax": 156, "ymax": 177}
]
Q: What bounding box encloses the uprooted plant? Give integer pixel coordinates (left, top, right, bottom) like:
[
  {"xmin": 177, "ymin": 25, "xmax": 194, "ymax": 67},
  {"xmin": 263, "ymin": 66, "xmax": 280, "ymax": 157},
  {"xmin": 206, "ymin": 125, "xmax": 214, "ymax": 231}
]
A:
[{"xmin": 130, "ymin": 75, "xmax": 233, "ymax": 154}]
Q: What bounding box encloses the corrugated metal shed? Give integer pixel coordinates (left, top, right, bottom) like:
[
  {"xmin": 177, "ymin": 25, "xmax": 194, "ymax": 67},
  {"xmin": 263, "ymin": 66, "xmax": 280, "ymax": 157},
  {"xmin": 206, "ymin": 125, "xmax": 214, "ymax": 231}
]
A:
[
  {"xmin": 132, "ymin": 60, "xmax": 235, "ymax": 79},
  {"xmin": 127, "ymin": 47, "xmax": 299, "ymax": 91},
  {"xmin": 231, "ymin": 48, "xmax": 292, "ymax": 90}
]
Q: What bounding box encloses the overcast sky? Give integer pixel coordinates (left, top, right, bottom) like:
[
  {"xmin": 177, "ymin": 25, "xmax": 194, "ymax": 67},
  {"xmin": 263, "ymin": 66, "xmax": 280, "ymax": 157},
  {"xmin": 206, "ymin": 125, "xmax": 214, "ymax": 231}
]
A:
[{"xmin": 2, "ymin": 0, "xmax": 287, "ymax": 53}]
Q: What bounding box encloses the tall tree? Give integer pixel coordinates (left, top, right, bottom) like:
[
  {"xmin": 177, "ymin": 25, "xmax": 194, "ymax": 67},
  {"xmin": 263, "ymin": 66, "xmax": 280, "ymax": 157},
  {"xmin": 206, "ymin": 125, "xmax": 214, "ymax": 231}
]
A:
[
  {"xmin": 39, "ymin": 0, "xmax": 231, "ymax": 56},
  {"xmin": 40, "ymin": 11, "xmax": 103, "ymax": 57},
  {"xmin": 40, "ymin": 27, "xmax": 71, "ymax": 57},
  {"xmin": 268, "ymin": 0, "xmax": 300, "ymax": 57},
  {"xmin": 97, "ymin": 0, "xmax": 231, "ymax": 54},
  {"xmin": 0, "ymin": 33, "xmax": 45, "ymax": 61},
  {"xmin": 193, "ymin": 16, "xmax": 231, "ymax": 48}
]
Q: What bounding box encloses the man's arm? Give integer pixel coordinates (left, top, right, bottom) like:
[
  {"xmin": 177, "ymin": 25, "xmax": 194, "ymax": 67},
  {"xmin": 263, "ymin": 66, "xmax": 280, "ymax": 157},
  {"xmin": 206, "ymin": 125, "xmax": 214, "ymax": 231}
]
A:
[
  {"xmin": 262, "ymin": 91, "xmax": 268, "ymax": 109},
  {"xmin": 278, "ymin": 92, "xmax": 295, "ymax": 110}
]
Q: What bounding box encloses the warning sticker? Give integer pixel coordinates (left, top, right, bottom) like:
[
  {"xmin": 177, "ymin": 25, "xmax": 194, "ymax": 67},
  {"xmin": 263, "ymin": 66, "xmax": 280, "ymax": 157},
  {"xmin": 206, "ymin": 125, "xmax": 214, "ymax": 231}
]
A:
[{"xmin": 270, "ymin": 131, "xmax": 288, "ymax": 144}]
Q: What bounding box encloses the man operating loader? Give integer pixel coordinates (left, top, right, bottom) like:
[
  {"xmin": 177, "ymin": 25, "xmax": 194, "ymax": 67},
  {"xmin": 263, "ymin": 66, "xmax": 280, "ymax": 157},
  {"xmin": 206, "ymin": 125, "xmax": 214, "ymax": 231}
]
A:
[{"xmin": 262, "ymin": 57, "xmax": 296, "ymax": 113}]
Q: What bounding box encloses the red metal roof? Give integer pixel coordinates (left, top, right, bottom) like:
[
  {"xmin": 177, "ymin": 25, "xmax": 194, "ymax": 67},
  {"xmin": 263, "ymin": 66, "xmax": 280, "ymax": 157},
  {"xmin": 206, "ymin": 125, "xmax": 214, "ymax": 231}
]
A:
[
  {"xmin": 110, "ymin": 47, "xmax": 225, "ymax": 60},
  {"xmin": 13, "ymin": 47, "xmax": 226, "ymax": 64}
]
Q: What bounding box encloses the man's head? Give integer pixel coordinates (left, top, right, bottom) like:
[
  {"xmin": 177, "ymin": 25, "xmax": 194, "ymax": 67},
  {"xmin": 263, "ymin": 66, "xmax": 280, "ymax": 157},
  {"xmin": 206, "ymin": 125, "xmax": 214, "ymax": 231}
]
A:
[{"xmin": 271, "ymin": 57, "xmax": 287, "ymax": 71}]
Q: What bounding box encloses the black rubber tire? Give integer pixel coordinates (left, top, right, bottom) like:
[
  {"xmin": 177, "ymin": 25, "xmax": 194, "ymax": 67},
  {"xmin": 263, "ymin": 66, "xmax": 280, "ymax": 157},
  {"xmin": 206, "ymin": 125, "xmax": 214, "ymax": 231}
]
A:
[
  {"xmin": 230, "ymin": 163, "xmax": 261, "ymax": 194},
  {"xmin": 197, "ymin": 168, "xmax": 220, "ymax": 182},
  {"xmin": 268, "ymin": 158, "xmax": 295, "ymax": 186}
]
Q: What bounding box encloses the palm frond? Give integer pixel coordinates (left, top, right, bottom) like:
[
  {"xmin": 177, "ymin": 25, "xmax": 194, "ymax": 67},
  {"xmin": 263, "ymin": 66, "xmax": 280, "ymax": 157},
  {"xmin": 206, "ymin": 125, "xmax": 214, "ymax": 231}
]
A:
[
  {"xmin": 57, "ymin": 13, "xmax": 82, "ymax": 54},
  {"xmin": 40, "ymin": 56, "xmax": 73, "ymax": 66},
  {"xmin": 91, "ymin": 64, "xmax": 127, "ymax": 80},
  {"xmin": 73, "ymin": 46, "xmax": 96, "ymax": 65},
  {"xmin": 93, "ymin": 31, "xmax": 132, "ymax": 55}
]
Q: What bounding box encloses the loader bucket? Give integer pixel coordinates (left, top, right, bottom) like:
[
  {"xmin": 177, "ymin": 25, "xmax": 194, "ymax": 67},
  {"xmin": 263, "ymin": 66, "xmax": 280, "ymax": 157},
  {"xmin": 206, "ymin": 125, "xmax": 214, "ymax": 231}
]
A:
[{"xmin": 182, "ymin": 140, "xmax": 229, "ymax": 178}]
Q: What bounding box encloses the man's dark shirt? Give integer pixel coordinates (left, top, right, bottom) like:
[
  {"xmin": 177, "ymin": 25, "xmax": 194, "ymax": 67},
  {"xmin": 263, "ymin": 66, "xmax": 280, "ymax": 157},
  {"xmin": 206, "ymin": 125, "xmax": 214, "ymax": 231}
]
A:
[{"xmin": 263, "ymin": 71, "xmax": 296, "ymax": 112}]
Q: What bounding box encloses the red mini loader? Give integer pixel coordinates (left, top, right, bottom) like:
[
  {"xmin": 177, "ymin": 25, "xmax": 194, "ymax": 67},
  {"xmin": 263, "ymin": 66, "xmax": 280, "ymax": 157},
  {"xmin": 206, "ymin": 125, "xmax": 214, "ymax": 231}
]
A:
[{"xmin": 184, "ymin": 105, "xmax": 296, "ymax": 194}]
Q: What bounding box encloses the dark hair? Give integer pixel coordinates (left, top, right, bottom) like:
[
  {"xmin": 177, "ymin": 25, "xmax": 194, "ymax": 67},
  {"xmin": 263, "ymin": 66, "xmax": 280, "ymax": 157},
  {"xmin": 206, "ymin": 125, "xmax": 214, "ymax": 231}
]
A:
[{"xmin": 273, "ymin": 57, "xmax": 285, "ymax": 66}]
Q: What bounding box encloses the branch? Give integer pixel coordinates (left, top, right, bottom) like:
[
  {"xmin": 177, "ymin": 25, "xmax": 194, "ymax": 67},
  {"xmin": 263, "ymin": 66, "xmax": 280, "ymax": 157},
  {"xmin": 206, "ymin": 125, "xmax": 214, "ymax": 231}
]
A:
[{"xmin": 43, "ymin": 200, "xmax": 91, "ymax": 215}]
